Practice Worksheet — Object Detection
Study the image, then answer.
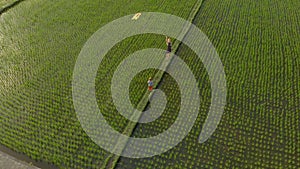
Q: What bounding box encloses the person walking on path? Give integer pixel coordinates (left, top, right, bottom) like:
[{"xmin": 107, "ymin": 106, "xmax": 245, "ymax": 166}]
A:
[
  {"xmin": 166, "ymin": 36, "xmax": 172, "ymax": 57},
  {"xmin": 147, "ymin": 77, "xmax": 153, "ymax": 91}
]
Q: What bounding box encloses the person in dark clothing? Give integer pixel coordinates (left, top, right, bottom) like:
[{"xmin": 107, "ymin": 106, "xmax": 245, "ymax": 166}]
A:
[{"xmin": 166, "ymin": 36, "xmax": 172, "ymax": 57}]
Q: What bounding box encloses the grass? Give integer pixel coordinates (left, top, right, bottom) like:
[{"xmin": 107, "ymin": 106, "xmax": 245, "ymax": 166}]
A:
[
  {"xmin": 0, "ymin": 0, "xmax": 202, "ymax": 168},
  {"xmin": 0, "ymin": 0, "xmax": 22, "ymax": 14},
  {"xmin": 116, "ymin": 0, "xmax": 300, "ymax": 168},
  {"xmin": 0, "ymin": 0, "xmax": 299, "ymax": 168},
  {"xmin": 0, "ymin": 0, "xmax": 17, "ymax": 8},
  {"xmin": 100, "ymin": 1, "xmax": 205, "ymax": 168}
]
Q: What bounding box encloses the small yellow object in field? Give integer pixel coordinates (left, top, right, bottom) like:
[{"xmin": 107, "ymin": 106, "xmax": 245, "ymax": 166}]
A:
[{"xmin": 132, "ymin": 13, "xmax": 141, "ymax": 20}]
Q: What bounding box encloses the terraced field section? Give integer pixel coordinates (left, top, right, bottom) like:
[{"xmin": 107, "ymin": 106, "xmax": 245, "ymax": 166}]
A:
[
  {"xmin": 0, "ymin": 0, "xmax": 202, "ymax": 168},
  {"xmin": 116, "ymin": 0, "xmax": 300, "ymax": 168},
  {"xmin": 1, "ymin": 0, "xmax": 299, "ymax": 169}
]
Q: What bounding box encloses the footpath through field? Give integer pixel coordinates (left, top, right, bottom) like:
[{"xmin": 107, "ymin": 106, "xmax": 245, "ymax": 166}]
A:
[
  {"xmin": 102, "ymin": 0, "xmax": 206, "ymax": 168},
  {"xmin": 0, "ymin": 151, "xmax": 40, "ymax": 169}
]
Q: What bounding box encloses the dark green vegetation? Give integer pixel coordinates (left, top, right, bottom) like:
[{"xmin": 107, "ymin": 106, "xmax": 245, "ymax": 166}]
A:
[
  {"xmin": 0, "ymin": 0, "xmax": 299, "ymax": 169},
  {"xmin": 0, "ymin": 0, "xmax": 201, "ymax": 168},
  {"xmin": 117, "ymin": 0, "xmax": 300, "ymax": 168}
]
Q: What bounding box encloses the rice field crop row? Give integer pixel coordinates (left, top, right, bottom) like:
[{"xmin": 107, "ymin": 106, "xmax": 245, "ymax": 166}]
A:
[
  {"xmin": 0, "ymin": 0, "xmax": 203, "ymax": 168},
  {"xmin": 101, "ymin": 1, "xmax": 205, "ymax": 168},
  {"xmin": 116, "ymin": 0, "xmax": 300, "ymax": 168},
  {"xmin": 0, "ymin": 0, "xmax": 18, "ymax": 9},
  {"xmin": 0, "ymin": 0, "xmax": 21, "ymax": 14}
]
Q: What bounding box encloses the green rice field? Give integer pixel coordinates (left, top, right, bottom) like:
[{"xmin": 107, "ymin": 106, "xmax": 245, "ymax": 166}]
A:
[{"xmin": 0, "ymin": 0, "xmax": 299, "ymax": 168}]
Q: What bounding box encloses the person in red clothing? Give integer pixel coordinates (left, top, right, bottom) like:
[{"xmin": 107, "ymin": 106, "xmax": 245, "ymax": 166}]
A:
[{"xmin": 147, "ymin": 77, "xmax": 153, "ymax": 91}]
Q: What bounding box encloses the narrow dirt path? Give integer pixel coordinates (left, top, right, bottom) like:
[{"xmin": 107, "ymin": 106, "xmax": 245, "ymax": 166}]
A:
[
  {"xmin": 104, "ymin": 1, "xmax": 207, "ymax": 169},
  {"xmin": 0, "ymin": 150, "xmax": 40, "ymax": 169}
]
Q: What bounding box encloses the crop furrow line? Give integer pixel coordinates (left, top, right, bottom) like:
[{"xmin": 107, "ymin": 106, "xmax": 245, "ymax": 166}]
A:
[{"xmin": 0, "ymin": 0, "xmax": 25, "ymax": 16}]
